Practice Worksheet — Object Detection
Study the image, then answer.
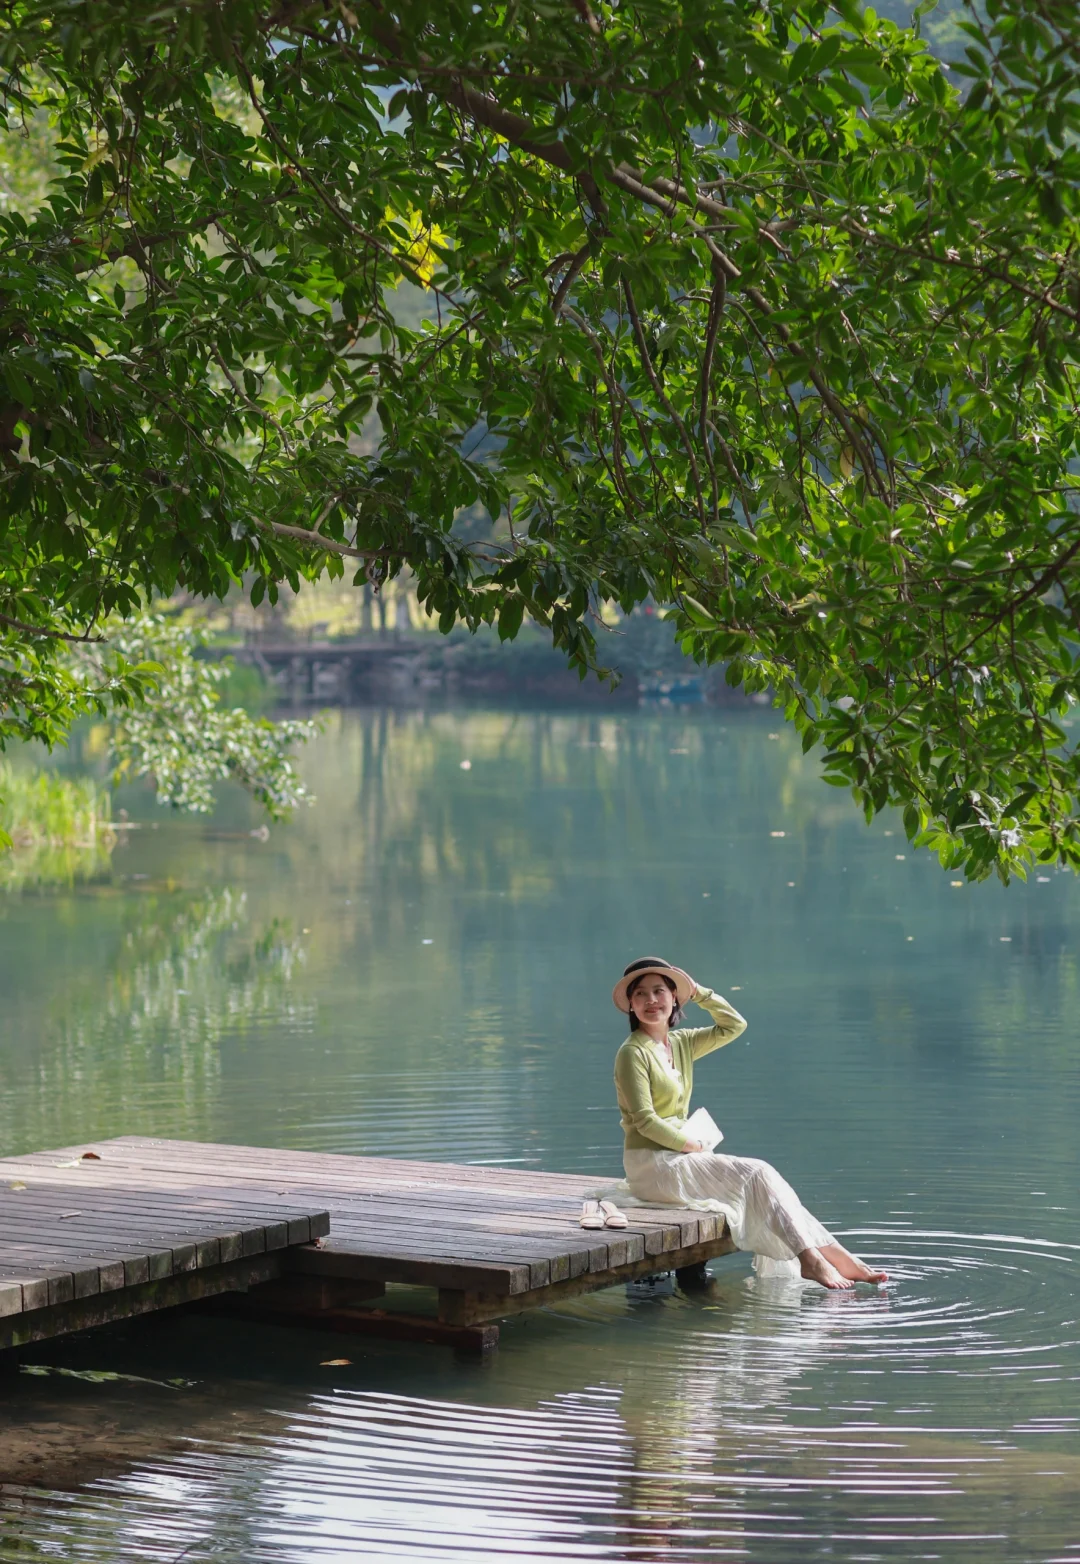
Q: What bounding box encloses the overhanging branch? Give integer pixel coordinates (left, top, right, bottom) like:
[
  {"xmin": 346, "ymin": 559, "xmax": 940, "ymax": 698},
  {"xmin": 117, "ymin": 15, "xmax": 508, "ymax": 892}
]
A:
[
  {"xmin": 261, "ymin": 521, "xmax": 383, "ymax": 560},
  {"xmin": 0, "ymin": 612, "xmax": 105, "ymax": 643}
]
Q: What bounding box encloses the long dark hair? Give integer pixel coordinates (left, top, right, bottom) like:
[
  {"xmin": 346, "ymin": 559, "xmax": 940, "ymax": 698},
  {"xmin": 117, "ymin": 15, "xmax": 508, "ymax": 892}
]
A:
[{"xmin": 627, "ymin": 972, "xmax": 683, "ymax": 1033}]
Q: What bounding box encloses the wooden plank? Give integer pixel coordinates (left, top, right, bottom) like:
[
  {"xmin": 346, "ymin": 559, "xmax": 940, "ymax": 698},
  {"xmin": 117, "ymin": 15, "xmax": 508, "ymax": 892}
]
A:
[
  {"xmin": 0, "ymin": 1201, "xmax": 329, "ymax": 1251},
  {"xmin": 0, "ymin": 1252, "xmax": 289, "ymax": 1353},
  {"xmin": 0, "ymin": 1157, "xmax": 330, "ymax": 1321},
  {"xmin": 44, "ymin": 1147, "xmax": 619, "ymax": 1212},
  {"xmin": 1, "ymin": 1138, "xmax": 729, "ymax": 1322},
  {"xmin": 4, "ymin": 1151, "xmax": 706, "ymax": 1257},
  {"xmin": 0, "ymin": 1205, "xmax": 329, "ymax": 1255},
  {"xmin": 10, "ymin": 1163, "xmax": 575, "ymax": 1207},
  {"xmin": 353, "ymin": 1210, "xmax": 694, "ymax": 1253},
  {"xmin": 8, "ymin": 1189, "xmax": 630, "ymax": 1264},
  {"xmin": 0, "ymin": 1240, "xmax": 239, "ymax": 1289},
  {"xmin": 275, "ymin": 1184, "xmax": 703, "ymax": 1243},
  {"xmin": 437, "ymin": 1232, "xmax": 740, "ymax": 1325},
  {"xmin": 315, "ymin": 1224, "xmax": 614, "ymax": 1286},
  {"xmin": 286, "ymin": 1242, "xmax": 531, "ymax": 1296},
  {"xmin": 27, "ymin": 1140, "xmax": 709, "ymax": 1250},
  {"xmin": 92, "ymin": 1138, "xmax": 596, "ymax": 1187},
  {"xmin": 0, "ymin": 1282, "xmax": 27, "ymax": 1318},
  {"xmin": 1, "ymin": 1181, "xmax": 580, "ymax": 1250},
  {"xmin": 0, "ymin": 1184, "xmax": 329, "ymax": 1236},
  {"xmin": 0, "ymin": 1204, "xmax": 285, "ymax": 1248},
  {"xmin": 281, "ymin": 1212, "xmax": 621, "ymax": 1278}
]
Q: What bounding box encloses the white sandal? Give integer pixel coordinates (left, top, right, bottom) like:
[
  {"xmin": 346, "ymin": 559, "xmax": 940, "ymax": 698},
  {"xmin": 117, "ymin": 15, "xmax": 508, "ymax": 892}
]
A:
[
  {"xmin": 599, "ymin": 1200, "xmax": 628, "ymax": 1229},
  {"xmin": 580, "ymin": 1200, "xmax": 605, "ymax": 1229}
]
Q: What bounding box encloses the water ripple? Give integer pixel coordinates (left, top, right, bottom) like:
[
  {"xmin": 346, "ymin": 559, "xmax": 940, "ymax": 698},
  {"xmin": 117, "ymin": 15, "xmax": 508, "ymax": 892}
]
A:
[{"xmin": 1, "ymin": 1222, "xmax": 1077, "ymax": 1562}]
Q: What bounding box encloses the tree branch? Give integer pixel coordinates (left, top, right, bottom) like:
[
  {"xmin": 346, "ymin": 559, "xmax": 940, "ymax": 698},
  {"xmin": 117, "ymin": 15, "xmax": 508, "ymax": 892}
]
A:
[
  {"xmin": 260, "ymin": 521, "xmax": 384, "ymax": 560},
  {"xmin": 0, "ymin": 612, "xmax": 105, "ymax": 643},
  {"xmin": 622, "ymin": 277, "xmax": 707, "ymax": 528},
  {"xmin": 364, "ymin": 50, "xmax": 885, "ymax": 499},
  {"xmin": 551, "ymin": 242, "xmax": 591, "ymax": 316}
]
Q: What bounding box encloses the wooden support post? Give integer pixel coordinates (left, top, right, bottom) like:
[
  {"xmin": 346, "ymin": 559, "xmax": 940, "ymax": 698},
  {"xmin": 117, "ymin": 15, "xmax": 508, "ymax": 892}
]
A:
[
  {"xmin": 205, "ymin": 1274, "xmax": 385, "ymax": 1320},
  {"xmin": 202, "ymin": 1281, "xmax": 496, "ymax": 1351},
  {"xmin": 298, "ymin": 1307, "xmax": 498, "ymax": 1353},
  {"xmin": 674, "ymin": 1262, "xmax": 712, "ymax": 1289},
  {"xmin": 219, "ymin": 1300, "xmax": 497, "ymax": 1353}
]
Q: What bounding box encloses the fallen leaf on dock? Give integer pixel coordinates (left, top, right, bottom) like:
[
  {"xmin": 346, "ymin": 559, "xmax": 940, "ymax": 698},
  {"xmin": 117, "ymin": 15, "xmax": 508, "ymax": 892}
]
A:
[
  {"xmin": 8, "ymin": 1181, "xmax": 27, "ymax": 1191},
  {"xmin": 80, "ymin": 1151, "xmax": 101, "ymax": 1161},
  {"xmin": 320, "ymin": 1358, "xmax": 351, "ymax": 1367}
]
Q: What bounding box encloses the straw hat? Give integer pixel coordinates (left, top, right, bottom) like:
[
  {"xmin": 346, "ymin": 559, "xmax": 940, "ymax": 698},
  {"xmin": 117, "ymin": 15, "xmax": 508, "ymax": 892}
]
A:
[{"xmin": 612, "ymin": 956, "xmax": 695, "ymax": 1014}]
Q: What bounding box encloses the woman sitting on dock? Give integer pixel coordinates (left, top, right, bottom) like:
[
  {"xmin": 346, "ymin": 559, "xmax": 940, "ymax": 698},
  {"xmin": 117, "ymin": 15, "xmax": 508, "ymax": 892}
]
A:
[{"xmin": 612, "ymin": 957, "xmax": 887, "ymax": 1291}]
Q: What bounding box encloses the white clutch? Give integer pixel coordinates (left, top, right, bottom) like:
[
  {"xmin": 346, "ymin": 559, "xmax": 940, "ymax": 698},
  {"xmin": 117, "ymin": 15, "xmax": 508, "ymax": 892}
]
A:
[{"xmin": 683, "ymin": 1106, "xmax": 723, "ymax": 1152}]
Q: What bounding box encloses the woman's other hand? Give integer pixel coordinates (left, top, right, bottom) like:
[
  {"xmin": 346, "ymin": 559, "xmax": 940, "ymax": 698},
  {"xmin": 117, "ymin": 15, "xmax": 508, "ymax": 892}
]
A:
[{"xmin": 681, "ymin": 1139, "xmax": 705, "ymax": 1153}]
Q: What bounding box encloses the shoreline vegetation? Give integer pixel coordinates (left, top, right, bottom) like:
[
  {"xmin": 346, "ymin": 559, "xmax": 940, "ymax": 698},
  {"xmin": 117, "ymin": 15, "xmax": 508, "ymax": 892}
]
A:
[{"xmin": 0, "ymin": 760, "xmax": 115, "ymax": 892}]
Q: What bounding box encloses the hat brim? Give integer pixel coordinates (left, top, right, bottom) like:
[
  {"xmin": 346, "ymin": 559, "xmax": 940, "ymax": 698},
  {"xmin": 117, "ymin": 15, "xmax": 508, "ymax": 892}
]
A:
[{"xmin": 612, "ymin": 963, "xmax": 695, "ymax": 1014}]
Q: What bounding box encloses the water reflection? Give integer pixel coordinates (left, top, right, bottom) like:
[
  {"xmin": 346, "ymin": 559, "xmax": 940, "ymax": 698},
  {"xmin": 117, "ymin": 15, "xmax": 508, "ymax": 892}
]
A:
[
  {"xmin": 0, "ymin": 889, "xmax": 308, "ymax": 1153},
  {"xmin": 0, "ymin": 705, "xmax": 1077, "ymax": 1561},
  {"xmin": 3, "ymin": 1260, "xmax": 1077, "ymax": 1562}
]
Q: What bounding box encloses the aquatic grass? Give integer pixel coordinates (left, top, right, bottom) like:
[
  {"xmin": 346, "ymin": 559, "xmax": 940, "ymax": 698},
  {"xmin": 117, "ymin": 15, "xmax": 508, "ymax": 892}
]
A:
[{"xmin": 0, "ymin": 759, "xmax": 114, "ymax": 890}]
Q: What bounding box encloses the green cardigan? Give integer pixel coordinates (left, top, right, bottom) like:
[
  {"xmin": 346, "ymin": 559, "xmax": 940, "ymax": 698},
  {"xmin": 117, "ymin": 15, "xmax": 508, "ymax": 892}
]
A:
[{"xmin": 613, "ymin": 986, "xmax": 747, "ymax": 1152}]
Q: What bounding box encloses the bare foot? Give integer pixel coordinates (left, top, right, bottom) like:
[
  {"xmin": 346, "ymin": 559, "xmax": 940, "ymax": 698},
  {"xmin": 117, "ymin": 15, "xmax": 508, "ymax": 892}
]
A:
[
  {"xmin": 820, "ymin": 1243, "xmax": 888, "ymax": 1284},
  {"xmin": 799, "ymin": 1247, "xmax": 854, "ymax": 1290}
]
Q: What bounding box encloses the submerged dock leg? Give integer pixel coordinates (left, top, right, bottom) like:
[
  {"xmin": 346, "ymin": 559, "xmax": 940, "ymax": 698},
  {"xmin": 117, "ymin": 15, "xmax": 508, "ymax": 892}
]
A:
[
  {"xmin": 674, "ymin": 1262, "xmax": 713, "ymax": 1289},
  {"xmin": 202, "ymin": 1276, "xmax": 499, "ymax": 1353}
]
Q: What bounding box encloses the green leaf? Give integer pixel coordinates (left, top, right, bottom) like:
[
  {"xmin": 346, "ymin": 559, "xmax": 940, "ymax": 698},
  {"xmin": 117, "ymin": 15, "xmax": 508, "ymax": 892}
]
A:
[{"xmin": 498, "ymin": 596, "xmax": 525, "ymax": 641}]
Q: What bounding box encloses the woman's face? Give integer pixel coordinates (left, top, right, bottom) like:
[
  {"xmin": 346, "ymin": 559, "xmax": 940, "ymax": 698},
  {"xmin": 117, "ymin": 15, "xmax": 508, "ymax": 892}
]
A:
[{"xmin": 630, "ymin": 975, "xmax": 675, "ymax": 1027}]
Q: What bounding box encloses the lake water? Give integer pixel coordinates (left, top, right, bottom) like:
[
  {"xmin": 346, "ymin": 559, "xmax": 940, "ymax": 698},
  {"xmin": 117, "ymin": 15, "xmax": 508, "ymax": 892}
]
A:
[{"xmin": 1, "ymin": 705, "xmax": 1077, "ymax": 1563}]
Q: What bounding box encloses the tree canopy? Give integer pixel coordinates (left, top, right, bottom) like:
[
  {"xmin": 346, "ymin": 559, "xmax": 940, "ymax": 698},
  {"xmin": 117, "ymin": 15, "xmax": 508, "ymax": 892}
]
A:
[{"xmin": 2, "ymin": 0, "xmax": 1080, "ymax": 878}]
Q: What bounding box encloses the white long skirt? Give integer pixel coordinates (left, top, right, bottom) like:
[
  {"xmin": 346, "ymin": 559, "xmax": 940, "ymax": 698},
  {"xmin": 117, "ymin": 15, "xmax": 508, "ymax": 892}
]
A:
[{"xmin": 623, "ymin": 1148, "xmax": 835, "ymax": 1278}]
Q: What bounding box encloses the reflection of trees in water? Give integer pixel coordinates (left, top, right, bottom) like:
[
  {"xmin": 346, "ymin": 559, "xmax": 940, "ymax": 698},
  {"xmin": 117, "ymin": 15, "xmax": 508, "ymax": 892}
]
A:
[
  {"xmin": 299, "ymin": 706, "xmax": 1078, "ymax": 1006},
  {"xmin": 250, "ymin": 707, "xmax": 1080, "ymax": 1166},
  {"xmin": 0, "ymin": 833, "xmax": 114, "ymax": 895},
  {"xmin": 278, "ymin": 706, "xmax": 843, "ymax": 979},
  {"xmin": 0, "ymin": 890, "xmax": 310, "ymax": 1154}
]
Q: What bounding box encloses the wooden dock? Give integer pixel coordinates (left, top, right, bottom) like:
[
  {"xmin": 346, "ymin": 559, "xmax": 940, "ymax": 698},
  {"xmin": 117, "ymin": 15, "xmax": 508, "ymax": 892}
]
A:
[{"xmin": 1, "ymin": 1138, "xmax": 736, "ymax": 1352}]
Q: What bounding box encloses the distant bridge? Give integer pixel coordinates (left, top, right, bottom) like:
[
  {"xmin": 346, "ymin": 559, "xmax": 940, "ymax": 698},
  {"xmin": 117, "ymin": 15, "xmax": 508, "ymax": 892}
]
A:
[{"xmin": 213, "ymin": 638, "xmax": 426, "ymax": 703}]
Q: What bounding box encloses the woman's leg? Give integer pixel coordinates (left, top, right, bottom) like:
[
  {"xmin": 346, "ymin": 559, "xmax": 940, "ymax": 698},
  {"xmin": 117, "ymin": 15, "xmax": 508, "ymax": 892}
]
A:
[
  {"xmin": 680, "ymin": 1155, "xmax": 886, "ymax": 1289},
  {"xmin": 737, "ymin": 1161, "xmax": 855, "ymax": 1289},
  {"xmin": 627, "ymin": 1151, "xmax": 887, "ymax": 1289},
  {"xmin": 741, "ymin": 1159, "xmax": 832, "ymax": 1253},
  {"xmin": 743, "ymin": 1162, "xmax": 888, "ymax": 1285}
]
